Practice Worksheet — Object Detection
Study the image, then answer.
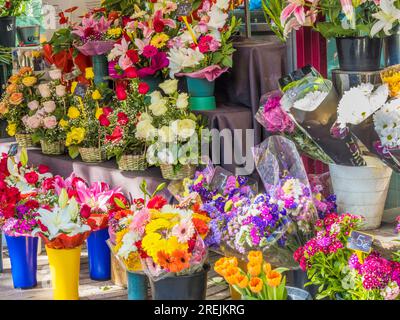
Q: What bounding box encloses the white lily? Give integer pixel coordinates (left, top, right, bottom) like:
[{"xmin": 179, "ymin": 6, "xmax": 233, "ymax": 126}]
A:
[
  {"xmin": 371, "ymin": 0, "xmax": 400, "ymax": 37},
  {"xmin": 207, "ymin": 6, "xmax": 228, "ymax": 30},
  {"xmin": 168, "ymin": 47, "xmax": 204, "ymax": 77}
]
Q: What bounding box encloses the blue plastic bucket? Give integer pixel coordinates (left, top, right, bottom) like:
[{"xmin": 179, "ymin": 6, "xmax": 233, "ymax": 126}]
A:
[
  {"xmin": 87, "ymin": 228, "xmax": 111, "ymax": 281},
  {"xmin": 5, "ymin": 235, "xmax": 38, "ymax": 289},
  {"xmin": 92, "ymin": 54, "xmax": 109, "ymax": 85},
  {"xmin": 127, "ymin": 271, "xmax": 148, "ymax": 300},
  {"xmin": 186, "ymin": 77, "xmax": 215, "ymax": 97}
]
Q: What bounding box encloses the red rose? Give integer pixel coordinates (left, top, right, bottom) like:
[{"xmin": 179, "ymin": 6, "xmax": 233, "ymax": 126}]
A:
[
  {"xmin": 153, "ymin": 19, "xmax": 165, "ymax": 33},
  {"xmin": 106, "ymin": 126, "xmax": 124, "ymax": 143},
  {"xmin": 24, "ymin": 171, "xmax": 39, "ymax": 185},
  {"xmin": 117, "ymin": 112, "xmax": 129, "ymax": 125},
  {"xmin": 125, "ymin": 67, "xmax": 138, "ymax": 78},
  {"xmin": 116, "ymin": 82, "xmax": 127, "ymax": 101},
  {"xmin": 80, "ymin": 204, "xmax": 91, "ymax": 219},
  {"xmin": 109, "ymin": 193, "xmax": 128, "ymax": 208},
  {"xmin": 126, "ymin": 50, "xmax": 139, "ymax": 64},
  {"xmin": 138, "ymin": 82, "xmax": 150, "ymax": 95},
  {"xmin": 99, "ymin": 114, "xmax": 110, "ymax": 127},
  {"xmin": 25, "ymin": 199, "xmax": 40, "ymax": 210},
  {"xmin": 102, "ymin": 107, "xmax": 113, "ymax": 116},
  {"xmin": 38, "ymin": 164, "xmax": 50, "ymax": 174},
  {"xmin": 147, "ymin": 195, "xmax": 167, "ymax": 210},
  {"xmin": 42, "ymin": 177, "xmax": 55, "ymax": 191}
]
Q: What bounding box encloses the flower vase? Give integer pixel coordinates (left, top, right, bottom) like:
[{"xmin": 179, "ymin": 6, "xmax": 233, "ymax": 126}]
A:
[
  {"xmin": 127, "ymin": 271, "xmax": 148, "ymax": 300},
  {"xmin": 87, "ymin": 228, "xmax": 111, "ymax": 281},
  {"xmin": 384, "ymin": 25, "xmax": 400, "ymax": 66},
  {"xmin": 15, "ymin": 133, "xmax": 34, "ymax": 148},
  {"xmin": 335, "ymin": 37, "xmax": 382, "ymax": 72},
  {"xmin": 5, "ymin": 235, "xmax": 38, "ymax": 289},
  {"xmin": 329, "ymin": 156, "xmax": 393, "ymax": 230},
  {"xmin": 186, "ymin": 77, "xmax": 216, "ymax": 111},
  {"xmin": 46, "ymin": 245, "xmax": 81, "ymax": 300},
  {"xmin": 150, "ymin": 265, "xmax": 209, "ymax": 300},
  {"xmin": 0, "ymin": 16, "xmax": 16, "ymax": 47},
  {"xmin": 16, "ymin": 25, "xmax": 40, "ymax": 46},
  {"xmin": 92, "ymin": 54, "xmax": 109, "ymax": 85},
  {"xmin": 287, "ymin": 268, "xmax": 318, "ymax": 298}
]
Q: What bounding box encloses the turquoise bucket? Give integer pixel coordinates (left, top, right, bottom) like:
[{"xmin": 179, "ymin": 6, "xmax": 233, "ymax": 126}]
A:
[
  {"xmin": 127, "ymin": 271, "xmax": 148, "ymax": 300},
  {"xmin": 186, "ymin": 77, "xmax": 215, "ymax": 97},
  {"xmin": 189, "ymin": 96, "xmax": 216, "ymax": 111},
  {"xmin": 17, "ymin": 25, "xmax": 40, "ymax": 46},
  {"xmin": 92, "ymin": 55, "xmax": 109, "ymax": 85}
]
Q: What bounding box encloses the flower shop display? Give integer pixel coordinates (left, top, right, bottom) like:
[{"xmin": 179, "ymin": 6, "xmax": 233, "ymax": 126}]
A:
[
  {"xmin": 33, "ymin": 189, "xmax": 91, "ymax": 300},
  {"xmin": 0, "ymin": 67, "xmax": 40, "ymax": 147},
  {"xmin": 280, "ymin": 0, "xmax": 382, "ymax": 71},
  {"xmin": 0, "ymin": 0, "xmax": 28, "ymax": 47},
  {"xmin": 168, "ymin": 0, "xmax": 240, "ymax": 110},
  {"xmin": 144, "ymin": 79, "xmax": 206, "ymax": 180},
  {"xmin": 103, "ymin": 78, "xmax": 150, "ymax": 171},
  {"xmin": 25, "ymin": 69, "xmax": 68, "ymax": 155},
  {"xmin": 215, "ymin": 251, "xmax": 312, "ymax": 300}
]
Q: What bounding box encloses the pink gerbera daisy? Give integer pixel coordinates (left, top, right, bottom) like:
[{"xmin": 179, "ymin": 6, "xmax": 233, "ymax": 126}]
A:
[{"xmin": 172, "ymin": 219, "xmax": 195, "ymax": 243}]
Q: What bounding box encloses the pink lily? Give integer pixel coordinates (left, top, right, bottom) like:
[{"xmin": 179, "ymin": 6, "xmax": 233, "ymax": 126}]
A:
[
  {"xmin": 138, "ymin": 21, "xmax": 154, "ymax": 39},
  {"xmin": 134, "ymin": 37, "xmax": 151, "ymax": 54},
  {"xmin": 280, "ymin": 0, "xmax": 307, "ymax": 26},
  {"xmin": 152, "ymin": 10, "xmax": 176, "ymax": 29},
  {"xmin": 340, "ymin": 0, "xmax": 354, "ymax": 21},
  {"xmin": 109, "ymin": 37, "xmax": 130, "ymax": 61},
  {"xmin": 75, "ymin": 181, "xmax": 121, "ymax": 213}
]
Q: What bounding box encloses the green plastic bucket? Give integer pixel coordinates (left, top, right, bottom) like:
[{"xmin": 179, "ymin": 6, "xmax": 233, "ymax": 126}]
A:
[
  {"xmin": 17, "ymin": 25, "xmax": 40, "ymax": 46},
  {"xmin": 92, "ymin": 54, "xmax": 109, "ymax": 85},
  {"xmin": 189, "ymin": 96, "xmax": 216, "ymax": 111},
  {"xmin": 186, "ymin": 77, "xmax": 215, "ymax": 97}
]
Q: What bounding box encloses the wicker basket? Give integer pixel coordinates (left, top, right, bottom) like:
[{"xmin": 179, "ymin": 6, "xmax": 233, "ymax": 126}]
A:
[
  {"xmin": 40, "ymin": 140, "xmax": 65, "ymax": 155},
  {"xmin": 15, "ymin": 133, "xmax": 34, "ymax": 148},
  {"xmin": 79, "ymin": 147, "xmax": 106, "ymax": 163},
  {"xmin": 160, "ymin": 164, "xmax": 196, "ymax": 180},
  {"xmin": 117, "ymin": 154, "xmax": 147, "ymax": 171}
]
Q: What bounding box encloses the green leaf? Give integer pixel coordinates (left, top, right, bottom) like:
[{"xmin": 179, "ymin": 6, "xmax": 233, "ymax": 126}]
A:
[
  {"xmin": 20, "ymin": 148, "xmax": 28, "ymax": 166},
  {"xmin": 68, "ymin": 145, "xmax": 80, "ymax": 159},
  {"xmin": 222, "ymin": 56, "xmax": 233, "ymax": 68},
  {"xmin": 114, "ymin": 197, "xmax": 126, "ymax": 209},
  {"xmin": 151, "ymin": 182, "xmax": 166, "ymax": 197}
]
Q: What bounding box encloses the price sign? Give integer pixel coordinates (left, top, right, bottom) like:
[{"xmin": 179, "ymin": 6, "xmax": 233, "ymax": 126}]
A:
[
  {"xmin": 176, "ymin": 1, "xmax": 193, "ymax": 16},
  {"xmin": 347, "ymin": 230, "xmax": 374, "ymax": 254},
  {"xmin": 8, "ymin": 143, "xmax": 18, "ymax": 156},
  {"xmin": 73, "ymin": 83, "xmax": 88, "ymax": 98}
]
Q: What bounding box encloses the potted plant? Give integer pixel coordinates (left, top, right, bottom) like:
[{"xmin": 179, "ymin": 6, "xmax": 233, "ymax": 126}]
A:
[
  {"xmin": 143, "ymin": 79, "xmax": 206, "ymax": 180},
  {"xmin": 0, "ymin": 0, "xmax": 29, "ymax": 47},
  {"xmin": 25, "ymin": 69, "xmax": 68, "ymax": 155},
  {"xmin": 33, "ymin": 189, "xmax": 91, "ymax": 300},
  {"xmin": 103, "ymin": 78, "xmax": 150, "ymax": 171},
  {"xmin": 215, "ymin": 251, "xmax": 312, "ymax": 300},
  {"xmin": 281, "ymin": 0, "xmax": 383, "ymax": 71},
  {"xmin": 168, "ymin": 0, "xmax": 240, "ymax": 110},
  {"xmin": 0, "ymin": 67, "xmax": 40, "ymax": 147}
]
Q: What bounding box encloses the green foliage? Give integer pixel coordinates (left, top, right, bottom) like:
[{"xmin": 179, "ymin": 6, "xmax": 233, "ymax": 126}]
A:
[
  {"xmin": 0, "ymin": 0, "xmax": 29, "ymax": 17},
  {"xmin": 102, "ymin": 0, "xmax": 141, "ymax": 16},
  {"xmin": 261, "ymin": 0, "xmax": 286, "ymax": 42},
  {"xmin": 45, "ymin": 27, "xmax": 76, "ymax": 55},
  {"xmin": 0, "ymin": 46, "xmax": 11, "ymax": 65}
]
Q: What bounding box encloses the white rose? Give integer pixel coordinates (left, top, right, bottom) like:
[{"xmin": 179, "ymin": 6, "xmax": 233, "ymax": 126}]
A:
[
  {"xmin": 149, "ymin": 91, "xmax": 163, "ymax": 104},
  {"xmin": 136, "ymin": 120, "xmax": 156, "ymax": 141},
  {"xmin": 175, "ymin": 119, "xmax": 196, "ymax": 140},
  {"xmin": 43, "ymin": 100, "xmax": 56, "ymax": 113},
  {"xmin": 159, "ymin": 79, "xmax": 178, "ymax": 95},
  {"xmin": 149, "ymin": 99, "xmax": 167, "ymax": 116},
  {"xmin": 27, "ymin": 100, "xmax": 39, "ymax": 111},
  {"xmin": 48, "ymin": 69, "xmax": 62, "ymax": 80},
  {"xmin": 158, "ymin": 126, "xmax": 176, "ymax": 143},
  {"xmin": 38, "ymin": 83, "xmax": 51, "ymax": 98},
  {"xmin": 55, "ymin": 85, "xmax": 66, "ymax": 97},
  {"xmin": 139, "ymin": 112, "xmax": 153, "ymax": 122},
  {"xmin": 158, "ymin": 147, "xmax": 178, "ymax": 165},
  {"xmin": 176, "ymin": 93, "xmax": 189, "ymax": 109}
]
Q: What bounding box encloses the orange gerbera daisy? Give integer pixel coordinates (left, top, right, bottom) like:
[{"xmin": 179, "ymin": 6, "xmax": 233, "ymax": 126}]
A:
[
  {"xmin": 235, "ymin": 273, "xmax": 249, "ymax": 289},
  {"xmin": 157, "ymin": 251, "xmax": 174, "ymax": 270},
  {"xmin": 224, "ymin": 266, "xmax": 240, "ymax": 285},
  {"xmin": 170, "ymin": 249, "xmax": 191, "ymax": 272},
  {"xmin": 266, "ymin": 270, "xmax": 282, "ymax": 287},
  {"xmin": 248, "ymin": 277, "xmax": 263, "ymax": 293},
  {"xmin": 263, "ymin": 262, "xmax": 272, "ymax": 275},
  {"xmin": 247, "ymin": 251, "xmax": 263, "ymax": 264},
  {"xmin": 247, "ymin": 261, "xmax": 261, "ymax": 277}
]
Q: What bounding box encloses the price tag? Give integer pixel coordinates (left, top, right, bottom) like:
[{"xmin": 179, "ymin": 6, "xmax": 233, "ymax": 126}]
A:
[
  {"xmin": 73, "ymin": 83, "xmax": 88, "ymax": 98},
  {"xmin": 347, "ymin": 230, "xmax": 374, "ymax": 254},
  {"xmin": 8, "ymin": 143, "xmax": 18, "ymax": 156},
  {"xmin": 176, "ymin": 1, "xmax": 193, "ymax": 16}
]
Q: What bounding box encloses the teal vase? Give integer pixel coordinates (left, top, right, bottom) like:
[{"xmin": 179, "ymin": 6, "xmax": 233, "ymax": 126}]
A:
[
  {"xmin": 186, "ymin": 77, "xmax": 216, "ymax": 111},
  {"xmin": 127, "ymin": 271, "xmax": 148, "ymax": 300},
  {"xmin": 92, "ymin": 55, "xmax": 109, "ymax": 85}
]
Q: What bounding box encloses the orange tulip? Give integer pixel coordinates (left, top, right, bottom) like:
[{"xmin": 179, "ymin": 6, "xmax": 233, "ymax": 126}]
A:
[
  {"xmin": 226, "ymin": 256, "xmax": 238, "ymax": 267},
  {"xmin": 263, "ymin": 262, "xmax": 272, "ymax": 275},
  {"xmin": 224, "ymin": 266, "xmax": 240, "ymax": 285},
  {"xmin": 215, "ymin": 257, "xmax": 228, "ymax": 268},
  {"xmin": 248, "ymin": 277, "xmax": 263, "ymax": 293},
  {"xmin": 248, "ymin": 251, "xmax": 263, "ymax": 264},
  {"xmin": 235, "ymin": 273, "xmax": 249, "ymax": 289},
  {"xmin": 247, "ymin": 261, "xmax": 261, "ymax": 277},
  {"xmin": 266, "ymin": 270, "xmax": 282, "ymax": 288},
  {"xmin": 214, "ymin": 265, "xmax": 227, "ymax": 277}
]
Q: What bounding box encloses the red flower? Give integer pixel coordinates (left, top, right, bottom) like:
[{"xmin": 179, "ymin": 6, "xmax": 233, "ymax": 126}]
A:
[
  {"xmin": 103, "ymin": 107, "xmax": 113, "ymax": 116},
  {"xmin": 99, "ymin": 114, "xmax": 110, "ymax": 127},
  {"xmin": 198, "ymin": 35, "xmax": 213, "ymax": 53},
  {"xmin": 126, "ymin": 50, "xmax": 139, "ymax": 64},
  {"xmin": 42, "ymin": 177, "xmax": 55, "ymax": 191},
  {"xmin": 117, "ymin": 112, "xmax": 129, "ymax": 125},
  {"xmin": 58, "ymin": 12, "xmax": 69, "ymax": 25},
  {"xmin": 147, "ymin": 195, "xmax": 167, "ymax": 210},
  {"xmin": 106, "ymin": 126, "xmax": 124, "ymax": 143},
  {"xmin": 25, "ymin": 199, "xmax": 39, "ymax": 210},
  {"xmin": 193, "ymin": 218, "xmax": 209, "ymax": 236},
  {"xmin": 125, "ymin": 67, "xmax": 138, "ymax": 78},
  {"xmin": 24, "ymin": 171, "xmax": 39, "ymax": 185},
  {"xmin": 138, "ymin": 82, "xmax": 150, "ymax": 95},
  {"xmin": 188, "ymin": 236, "xmax": 196, "ymax": 252},
  {"xmin": 142, "ymin": 45, "xmax": 158, "ymax": 58},
  {"xmin": 108, "ymin": 11, "xmax": 120, "ymax": 22},
  {"xmin": 80, "ymin": 204, "xmax": 92, "ymax": 219},
  {"xmin": 153, "ymin": 19, "xmax": 165, "ymax": 33},
  {"xmin": 38, "ymin": 220, "xmax": 48, "ymax": 232},
  {"xmin": 116, "ymin": 82, "xmax": 127, "ymax": 101},
  {"xmin": 135, "ymin": 240, "xmax": 149, "ymax": 259},
  {"xmin": 0, "ymin": 154, "xmax": 9, "ymax": 179},
  {"xmin": 38, "ymin": 164, "xmax": 50, "ymax": 174},
  {"xmin": 133, "ymin": 198, "xmax": 145, "ymax": 208}
]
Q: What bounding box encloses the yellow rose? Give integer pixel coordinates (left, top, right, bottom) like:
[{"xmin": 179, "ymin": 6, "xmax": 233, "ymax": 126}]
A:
[
  {"xmin": 95, "ymin": 107, "xmax": 103, "ymax": 119},
  {"xmin": 9, "ymin": 92, "xmax": 24, "ymax": 105},
  {"xmin": 67, "ymin": 106, "xmax": 80, "ymax": 119},
  {"xmin": 92, "ymin": 90, "xmax": 102, "ymax": 100},
  {"xmin": 59, "ymin": 119, "xmax": 68, "ymax": 128},
  {"xmin": 22, "ymin": 76, "xmax": 37, "ymax": 87},
  {"xmin": 85, "ymin": 67, "xmax": 94, "ymax": 80},
  {"xmin": 6, "ymin": 123, "xmax": 16, "ymax": 136},
  {"xmin": 66, "ymin": 127, "xmax": 85, "ymax": 146}
]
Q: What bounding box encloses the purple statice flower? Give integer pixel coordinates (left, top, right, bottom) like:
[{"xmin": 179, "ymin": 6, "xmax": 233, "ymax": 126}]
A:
[
  {"xmin": 250, "ymin": 226, "xmax": 261, "ymax": 246},
  {"xmin": 237, "ymin": 176, "xmax": 248, "ymax": 186},
  {"xmin": 223, "ymin": 176, "xmax": 237, "ymax": 195}
]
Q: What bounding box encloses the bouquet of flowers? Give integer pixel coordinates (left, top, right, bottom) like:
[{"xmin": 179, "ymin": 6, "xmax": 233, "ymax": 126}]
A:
[
  {"xmin": 23, "ymin": 69, "xmax": 68, "ymax": 146},
  {"xmin": 33, "ymin": 188, "xmax": 91, "ymax": 249},
  {"xmin": 107, "ymin": 3, "xmax": 177, "ymax": 79},
  {"xmin": 167, "ymin": 0, "xmax": 240, "ymax": 81},
  {"xmin": 0, "ymin": 67, "xmax": 40, "ymax": 138},
  {"xmin": 215, "ymin": 251, "xmax": 289, "ymax": 300},
  {"xmin": 308, "ymin": 173, "xmax": 337, "ymax": 219}
]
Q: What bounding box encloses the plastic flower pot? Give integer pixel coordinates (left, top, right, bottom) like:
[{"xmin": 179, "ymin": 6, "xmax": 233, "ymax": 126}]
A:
[
  {"xmin": 336, "ymin": 37, "xmax": 382, "ymax": 72},
  {"xmin": 92, "ymin": 54, "xmax": 109, "ymax": 85},
  {"xmin": 186, "ymin": 77, "xmax": 216, "ymax": 111},
  {"xmin": 16, "ymin": 25, "xmax": 40, "ymax": 46},
  {"xmin": 384, "ymin": 26, "xmax": 400, "ymax": 66},
  {"xmin": 5, "ymin": 235, "xmax": 38, "ymax": 289},
  {"xmin": 46, "ymin": 245, "xmax": 81, "ymax": 300},
  {"xmin": 286, "ymin": 268, "xmax": 318, "ymax": 298},
  {"xmin": 329, "ymin": 156, "xmax": 393, "ymax": 230},
  {"xmin": 87, "ymin": 228, "xmax": 111, "ymax": 281},
  {"xmin": 0, "ymin": 16, "xmax": 16, "ymax": 47},
  {"xmin": 150, "ymin": 264, "xmax": 209, "ymax": 300},
  {"xmin": 127, "ymin": 271, "xmax": 148, "ymax": 300}
]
